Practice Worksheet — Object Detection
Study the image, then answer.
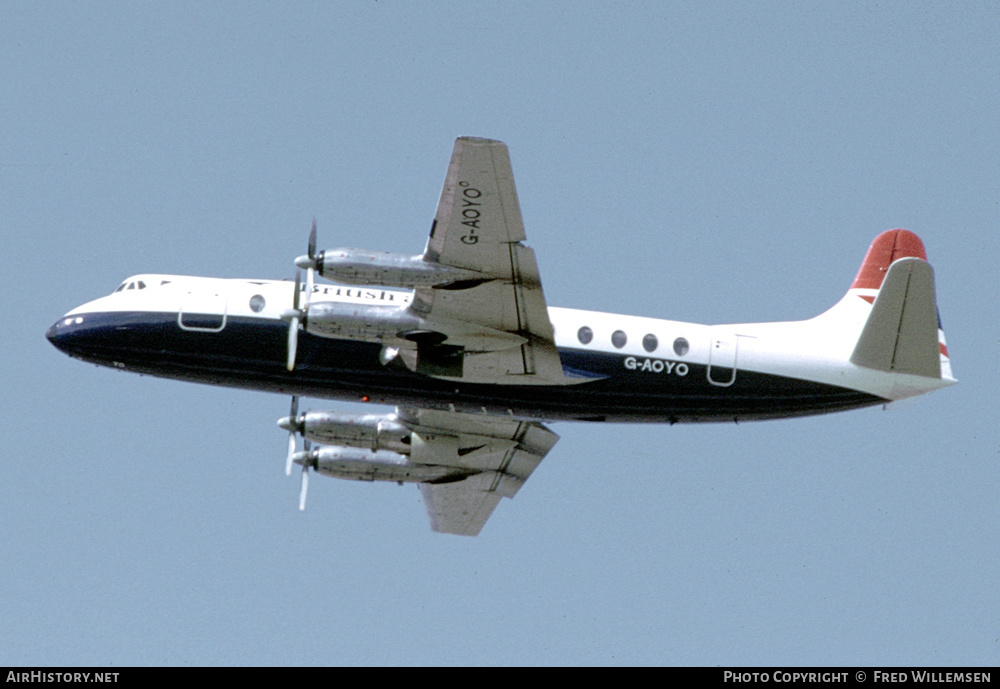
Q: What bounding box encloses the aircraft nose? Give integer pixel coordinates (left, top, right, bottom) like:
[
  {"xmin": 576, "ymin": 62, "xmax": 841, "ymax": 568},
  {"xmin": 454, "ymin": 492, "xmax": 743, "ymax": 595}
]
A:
[
  {"xmin": 47, "ymin": 316, "xmax": 76, "ymax": 353},
  {"xmin": 46, "ymin": 314, "xmax": 94, "ymax": 357}
]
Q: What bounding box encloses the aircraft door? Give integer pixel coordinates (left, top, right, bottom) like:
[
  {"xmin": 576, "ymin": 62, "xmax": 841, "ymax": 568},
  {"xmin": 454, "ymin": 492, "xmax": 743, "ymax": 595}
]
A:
[
  {"xmin": 179, "ymin": 287, "xmax": 228, "ymax": 332},
  {"xmin": 707, "ymin": 334, "xmax": 753, "ymax": 386}
]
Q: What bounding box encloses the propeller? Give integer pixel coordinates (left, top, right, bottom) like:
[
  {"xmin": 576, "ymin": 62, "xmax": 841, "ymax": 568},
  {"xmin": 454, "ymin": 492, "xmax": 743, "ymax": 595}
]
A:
[
  {"xmin": 278, "ymin": 396, "xmax": 316, "ymax": 509},
  {"xmin": 282, "ymin": 270, "xmax": 303, "ymax": 371},
  {"xmin": 277, "ymin": 395, "xmax": 302, "ymax": 476},
  {"xmin": 282, "ymin": 220, "xmax": 319, "ymax": 371}
]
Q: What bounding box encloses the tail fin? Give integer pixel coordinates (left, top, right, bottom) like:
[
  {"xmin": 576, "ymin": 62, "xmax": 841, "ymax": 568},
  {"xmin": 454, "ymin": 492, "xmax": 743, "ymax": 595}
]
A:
[
  {"xmin": 850, "ymin": 228, "xmax": 928, "ymax": 292},
  {"xmin": 847, "ymin": 229, "xmax": 951, "ymax": 380}
]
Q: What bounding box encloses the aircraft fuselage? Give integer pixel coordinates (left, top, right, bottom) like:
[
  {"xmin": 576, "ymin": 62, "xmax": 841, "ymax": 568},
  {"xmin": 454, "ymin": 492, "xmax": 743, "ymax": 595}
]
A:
[{"xmin": 47, "ymin": 273, "xmax": 946, "ymax": 424}]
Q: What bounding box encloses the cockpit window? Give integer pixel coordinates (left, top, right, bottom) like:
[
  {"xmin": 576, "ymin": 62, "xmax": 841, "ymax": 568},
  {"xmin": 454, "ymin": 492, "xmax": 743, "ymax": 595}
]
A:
[{"xmin": 114, "ymin": 278, "xmax": 155, "ymax": 294}]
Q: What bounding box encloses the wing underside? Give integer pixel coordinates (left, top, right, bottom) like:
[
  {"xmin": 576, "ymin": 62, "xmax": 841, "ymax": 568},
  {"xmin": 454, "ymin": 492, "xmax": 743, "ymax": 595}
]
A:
[{"xmin": 399, "ymin": 407, "xmax": 559, "ymax": 536}]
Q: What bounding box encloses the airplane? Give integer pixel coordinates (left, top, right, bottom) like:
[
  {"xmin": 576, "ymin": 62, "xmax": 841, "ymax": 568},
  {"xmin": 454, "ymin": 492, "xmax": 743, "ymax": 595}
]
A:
[{"xmin": 46, "ymin": 136, "xmax": 956, "ymax": 536}]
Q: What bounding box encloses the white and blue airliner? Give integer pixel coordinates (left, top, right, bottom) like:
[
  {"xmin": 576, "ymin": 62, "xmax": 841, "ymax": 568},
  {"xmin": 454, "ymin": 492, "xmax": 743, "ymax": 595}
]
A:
[{"xmin": 47, "ymin": 137, "xmax": 956, "ymax": 535}]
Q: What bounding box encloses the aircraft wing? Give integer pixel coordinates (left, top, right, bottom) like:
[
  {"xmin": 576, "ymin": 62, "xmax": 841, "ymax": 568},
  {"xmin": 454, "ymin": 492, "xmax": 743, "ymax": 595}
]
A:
[
  {"xmin": 397, "ymin": 406, "xmax": 559, "ymax": 536},
  {"xmin": 408, "ymin": 137, "xmax": 569, "ymax": 385}
]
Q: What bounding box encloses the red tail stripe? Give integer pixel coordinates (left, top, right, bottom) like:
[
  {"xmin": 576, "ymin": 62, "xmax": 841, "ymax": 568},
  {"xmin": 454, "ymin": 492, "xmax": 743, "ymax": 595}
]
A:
[{"xmin": 851, "ymin": 229, "xmax": 927, "ymax": 290}]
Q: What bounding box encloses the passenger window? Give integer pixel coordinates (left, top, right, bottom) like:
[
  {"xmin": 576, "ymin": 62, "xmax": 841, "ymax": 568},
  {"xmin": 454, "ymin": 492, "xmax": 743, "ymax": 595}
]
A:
[
  {"xmin": 577, "ymin": 326, "xmax": 593, "ymax": 345},
  {"xmin": 673, "ymin": 337, "xmax": 690, "ymax": 356},
  {"xmin": 611, "ymin": 330, "xmax": 627, "ymax": 349},
  {"xmin": 642, "ymin": 334, "xmax": 658, "ymax": 352}
]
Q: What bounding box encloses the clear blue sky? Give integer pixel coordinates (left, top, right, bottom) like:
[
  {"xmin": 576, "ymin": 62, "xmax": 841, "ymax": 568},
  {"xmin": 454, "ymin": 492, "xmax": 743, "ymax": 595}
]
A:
[{"xmin": 3, "ymin": 2, "xmax": 997, "ymax": 666}]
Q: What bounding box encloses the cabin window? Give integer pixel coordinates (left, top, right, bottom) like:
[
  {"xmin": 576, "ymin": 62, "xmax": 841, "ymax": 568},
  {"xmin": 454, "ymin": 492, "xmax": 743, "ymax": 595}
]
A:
[
  {"xmin": 611, "ymin": 330, "xmax": 627, "ymax": 349},
  {"xmin": 673, "ymin": 337, "xmax": 689, "ymax": 356},
  {"xmin": 249, "ymin": 294, "xmax": 266, "ymax": 313},
  {"xmin": 642, "ymin": 334, "xmax": 658, "ymax": 352},
  {"xmin": 577, "ymin": 326, "xmax": 593, "ymax": 345}
]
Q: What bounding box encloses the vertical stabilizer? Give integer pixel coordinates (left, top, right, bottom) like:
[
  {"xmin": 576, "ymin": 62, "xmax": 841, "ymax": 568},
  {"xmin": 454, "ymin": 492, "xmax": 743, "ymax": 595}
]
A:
[
  {"xmin": 806, "ymin": 228, "xmax": 957, "ymax": 396},
  {"xmin": 850, "ymin": 257, "xmax": 941, "ymax": 378}
]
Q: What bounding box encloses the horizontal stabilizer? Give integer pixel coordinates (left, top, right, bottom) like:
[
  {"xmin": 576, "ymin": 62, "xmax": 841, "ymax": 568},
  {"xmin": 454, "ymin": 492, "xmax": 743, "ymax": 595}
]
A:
[{"xmin": 851, "ymin": 257, "xmax": 940, "ymax": 378}]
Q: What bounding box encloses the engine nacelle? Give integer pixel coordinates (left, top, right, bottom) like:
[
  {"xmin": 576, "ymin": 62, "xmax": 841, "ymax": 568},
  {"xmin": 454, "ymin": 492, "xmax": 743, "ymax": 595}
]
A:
[
  {"xmin": 304, "ymin": 446, "xmax": 478, "ymax": 484},
  {"xmin": 305, "ymin": 301, "xmax": 424, "ymax": 343},
  {"xmin": 298, "ymin": 411, "xmax": 412, "ymax": 454},
  {"xmin": 310, "ymin": 248, "xmax": 485, "ymax": 288},
  {"xmin": 304, "ymin": 300, "xmax": 526, "ymax": 355}
]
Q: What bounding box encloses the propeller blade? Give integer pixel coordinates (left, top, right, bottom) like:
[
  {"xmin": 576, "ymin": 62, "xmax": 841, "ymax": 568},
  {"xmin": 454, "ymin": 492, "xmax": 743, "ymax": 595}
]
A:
[
  {"xmin": 308, "ymin": 218, "xmax": 317, "ymax": 263},
  {"xmin": 299, "ymin": 463, "xmax": 310, "ymax": 511},
  {"xmin": 286, "ymin": 315, "xmax": 299, "ymax": 371},
  {"xmin": 305, "ymin": 222, "xmax": 316, "ymax": 312},
  {"xmin": 285, "ymin": 432, "xmax": 296, "ymax": 476},
  {"xmin": 284, "ymin": 396, "xmax": 300, "ymax": 476},
  {"xmin": 292, "ymin": 268, "xmax": 301, "ymax": 310},
  {"xmin": 286, "ymin": 270, "xmax": 302, "ymax": 371},
  {"xmin": 305, "ymin": 267, "xmax": 314, "ymax": 312},
  {"xmin": 296, "ymin": 219, "xmax": 320, "ymax": 271}
]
